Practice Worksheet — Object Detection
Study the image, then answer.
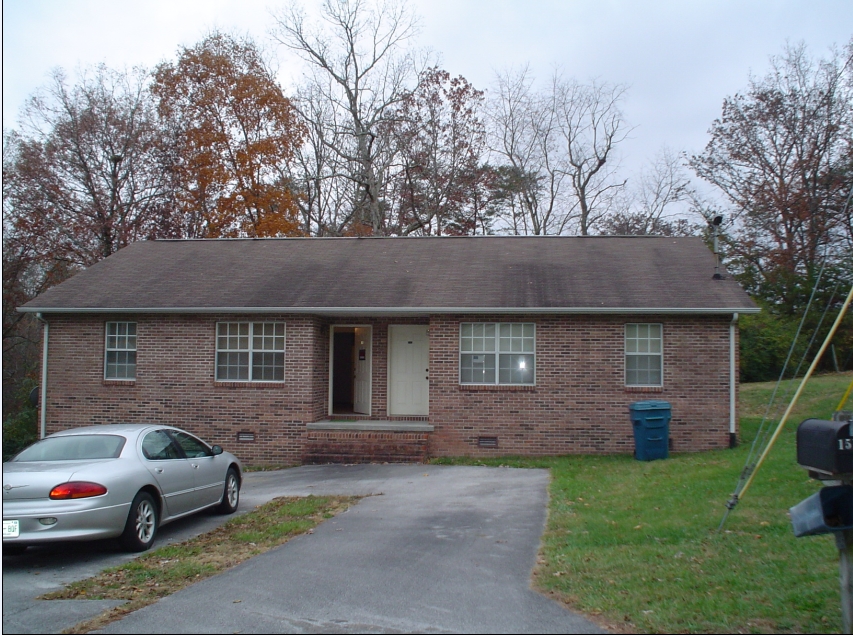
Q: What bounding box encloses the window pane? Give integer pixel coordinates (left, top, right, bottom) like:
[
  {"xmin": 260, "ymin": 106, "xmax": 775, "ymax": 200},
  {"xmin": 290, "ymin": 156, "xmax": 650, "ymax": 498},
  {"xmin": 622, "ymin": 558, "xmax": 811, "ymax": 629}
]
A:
[
  {"xmin": 253, "ymin": 352, "xmax": 284, "ymax": 381},
  {"xmin": 499, "ymin": 354, "xmax": 534, "ymax": 384},
  {"xmin": 461, "ymin": 353, "xmax": 496, "ymax": 384},
  {"xmin": 463, "ymin": 323, "xmax": 495, "ymax": 354},
  {"xmin": 626, "ymin": 354, "xmax": 661, "ymax": 386},
  {"xmin": 217, "ymin": 351, "xmax": 249, "ymax": 380}
]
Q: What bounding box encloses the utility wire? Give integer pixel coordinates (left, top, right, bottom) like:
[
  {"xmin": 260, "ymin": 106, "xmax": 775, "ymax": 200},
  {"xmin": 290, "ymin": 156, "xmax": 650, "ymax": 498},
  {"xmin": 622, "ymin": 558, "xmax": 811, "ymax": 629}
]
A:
[
  {"xmin": 720, "ymin": 283, "xmax": 853, "ymax": 532},
  {"xmin": 719, "ymin": 183, "xmax": 853, "ymax": 531}
]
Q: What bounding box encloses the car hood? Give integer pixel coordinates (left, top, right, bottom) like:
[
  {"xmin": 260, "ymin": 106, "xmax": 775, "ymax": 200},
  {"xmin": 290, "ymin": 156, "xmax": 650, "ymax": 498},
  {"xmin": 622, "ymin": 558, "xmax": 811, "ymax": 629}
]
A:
[{"xmin": 2, "ymin": 460, "xmax": 116, "ymax": 501}]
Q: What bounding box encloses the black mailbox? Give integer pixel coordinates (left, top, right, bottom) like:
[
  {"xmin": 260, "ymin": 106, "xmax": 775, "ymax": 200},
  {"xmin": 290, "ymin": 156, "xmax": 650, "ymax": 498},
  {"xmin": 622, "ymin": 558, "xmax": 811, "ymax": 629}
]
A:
[{"xmin": 797, "ymin": 418, "xmax": 853, "ymax": 476}]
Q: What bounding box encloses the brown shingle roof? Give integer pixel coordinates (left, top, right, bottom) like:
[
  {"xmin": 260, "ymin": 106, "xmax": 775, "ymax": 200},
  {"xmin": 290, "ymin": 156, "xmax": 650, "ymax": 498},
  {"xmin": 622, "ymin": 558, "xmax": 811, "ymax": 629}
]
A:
[{"xmin": 19, "ymin": 236, "xmax": 758, "ymax": 314}]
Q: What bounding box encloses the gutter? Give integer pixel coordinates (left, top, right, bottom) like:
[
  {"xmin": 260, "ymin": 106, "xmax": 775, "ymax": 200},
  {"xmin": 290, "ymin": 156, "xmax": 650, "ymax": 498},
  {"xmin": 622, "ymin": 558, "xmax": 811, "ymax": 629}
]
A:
[
  {"xmin": 35, "ymin": 312, "xmax": 49, "ymax": 440},
  {"xmin": 18, "ymin": 306, "xmax": 762, "ymax": 316},
  {"xmin": 730, "ymin": 312, "xmax": 739, "ymax": 448}
]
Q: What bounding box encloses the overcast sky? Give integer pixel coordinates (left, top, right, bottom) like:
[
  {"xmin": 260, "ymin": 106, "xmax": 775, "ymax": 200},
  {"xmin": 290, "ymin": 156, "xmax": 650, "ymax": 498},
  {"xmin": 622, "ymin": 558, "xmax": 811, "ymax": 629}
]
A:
[{"xmin": 3, "ymin": 0, "xmax": 851, "ymax": 186}]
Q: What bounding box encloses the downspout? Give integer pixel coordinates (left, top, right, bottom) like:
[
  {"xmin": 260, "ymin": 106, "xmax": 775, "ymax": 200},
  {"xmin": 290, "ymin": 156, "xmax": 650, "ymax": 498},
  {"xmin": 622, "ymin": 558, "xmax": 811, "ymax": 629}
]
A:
[
  {"xmin": 729, "ymin": 312, "xmax": 739, "ymax": 448},
  {"xmin": 36, "ymin": 312, "xmax": 49, "ymax": 439}
]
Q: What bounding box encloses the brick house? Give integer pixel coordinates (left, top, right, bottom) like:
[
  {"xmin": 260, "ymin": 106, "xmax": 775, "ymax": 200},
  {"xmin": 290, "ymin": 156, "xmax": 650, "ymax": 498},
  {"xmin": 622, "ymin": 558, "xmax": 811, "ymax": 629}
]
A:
[{"xmin": 19, "ymin": 236, "xmax": 758, "ymax": 465}]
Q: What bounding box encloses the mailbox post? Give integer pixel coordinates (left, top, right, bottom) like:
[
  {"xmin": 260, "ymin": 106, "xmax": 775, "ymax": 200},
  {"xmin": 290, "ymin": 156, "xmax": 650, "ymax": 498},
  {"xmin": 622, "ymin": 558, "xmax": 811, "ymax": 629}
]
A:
[{"xmin": 792, "ymin": 418, "xmax": 853, "ymax": 633}]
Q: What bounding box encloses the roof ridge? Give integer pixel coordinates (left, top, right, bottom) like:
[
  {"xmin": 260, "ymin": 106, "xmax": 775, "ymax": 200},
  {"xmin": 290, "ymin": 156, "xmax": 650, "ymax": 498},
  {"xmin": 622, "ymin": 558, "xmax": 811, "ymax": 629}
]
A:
[{"xmin": 149, "ymin": 234, "xmax": 693, "ymax": 242}]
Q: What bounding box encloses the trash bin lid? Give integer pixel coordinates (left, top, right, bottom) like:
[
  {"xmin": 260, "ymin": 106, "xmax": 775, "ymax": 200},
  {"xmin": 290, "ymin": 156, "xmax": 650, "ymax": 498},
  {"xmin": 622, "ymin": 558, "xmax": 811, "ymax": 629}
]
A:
[{"xmin": 629, "ymin": 400, "xmax": 671, "ymax": 411}]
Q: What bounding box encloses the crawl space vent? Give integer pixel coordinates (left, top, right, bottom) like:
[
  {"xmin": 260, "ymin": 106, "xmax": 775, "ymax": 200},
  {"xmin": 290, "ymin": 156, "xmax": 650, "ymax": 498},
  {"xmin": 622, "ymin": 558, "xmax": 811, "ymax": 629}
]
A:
[{"xmin": 478, "ymin": 437, "xmax": 498, "ymax": 448}]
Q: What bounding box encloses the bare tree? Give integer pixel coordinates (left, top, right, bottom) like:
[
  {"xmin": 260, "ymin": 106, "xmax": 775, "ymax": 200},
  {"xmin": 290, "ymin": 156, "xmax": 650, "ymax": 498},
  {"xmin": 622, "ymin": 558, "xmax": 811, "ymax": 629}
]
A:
[
  {"xmin": 486, "ymin": 69, "xmax": 629, "ymax": 235},
  {"xmin": 602, "ymin": 146, "xmax": 696, "ymax": 235},
  {"xmin": 271, "ymin": 0, "xmax": 428, "ymax": 234},
  {"xmin": 486, "ymin": 67, "xmax": 568, "ymax": 235},
  {"xmin": 552, "ymin": 76, "xmax": 629, "ymax": 235}
]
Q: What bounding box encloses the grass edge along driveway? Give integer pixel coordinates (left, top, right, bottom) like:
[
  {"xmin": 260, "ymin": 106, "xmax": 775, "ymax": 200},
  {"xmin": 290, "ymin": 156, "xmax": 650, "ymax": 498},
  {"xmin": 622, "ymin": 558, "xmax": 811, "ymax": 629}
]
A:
[
  {"xmin": 434, "ymin": 371, "xmax": 853, "ymax": 634},
  {"xmin": 42, "ymin": 495, "xmax": 357, "ymax": 634}
]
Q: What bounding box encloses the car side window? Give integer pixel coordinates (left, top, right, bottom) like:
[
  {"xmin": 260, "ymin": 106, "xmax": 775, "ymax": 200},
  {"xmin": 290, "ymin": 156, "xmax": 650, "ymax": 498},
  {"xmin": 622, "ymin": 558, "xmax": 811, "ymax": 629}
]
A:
[
  {"xmin": 141, "ymin": 430, "xmax": 183, "ymax": 460},
  {"xmin": 171, "ymin": 431, "xmax": 212, "ymax": 459}
]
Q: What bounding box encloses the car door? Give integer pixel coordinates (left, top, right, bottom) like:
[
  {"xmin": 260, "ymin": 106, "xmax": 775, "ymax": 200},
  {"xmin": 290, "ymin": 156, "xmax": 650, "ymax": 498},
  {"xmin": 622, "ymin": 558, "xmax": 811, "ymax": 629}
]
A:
[
  {"xmin": 169, "ymin": 431, "xmax": 224, "ymax": 508},
  {"xmin": 140, "ymin": 429, "xmax": 197, "ymax": 517}
]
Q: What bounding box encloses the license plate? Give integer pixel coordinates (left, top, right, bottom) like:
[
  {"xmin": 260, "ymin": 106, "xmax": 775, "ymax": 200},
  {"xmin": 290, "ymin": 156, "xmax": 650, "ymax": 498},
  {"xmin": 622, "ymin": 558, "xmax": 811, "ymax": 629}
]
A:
[{"xmin": 3, "ymin": 520, "xmax": 20, "ymax": 538}]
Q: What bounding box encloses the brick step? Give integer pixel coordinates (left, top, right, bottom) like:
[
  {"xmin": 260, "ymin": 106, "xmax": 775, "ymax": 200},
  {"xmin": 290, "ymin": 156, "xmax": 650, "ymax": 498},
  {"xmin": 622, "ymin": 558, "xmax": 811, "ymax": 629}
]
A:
[{"xmin": 302, "ymin": 430, "xmax": 429, "ymax": 464}]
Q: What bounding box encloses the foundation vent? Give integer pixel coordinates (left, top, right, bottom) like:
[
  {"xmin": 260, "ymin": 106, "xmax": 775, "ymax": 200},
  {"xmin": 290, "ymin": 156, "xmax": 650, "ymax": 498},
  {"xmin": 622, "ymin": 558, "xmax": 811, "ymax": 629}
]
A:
[
  {"xmin": 237, "ymin": 431, "xmax": 256, "ymax": 443},
  {"xmin": 478, "ymin": 436, "xmax": 498, "ymax": 448}
]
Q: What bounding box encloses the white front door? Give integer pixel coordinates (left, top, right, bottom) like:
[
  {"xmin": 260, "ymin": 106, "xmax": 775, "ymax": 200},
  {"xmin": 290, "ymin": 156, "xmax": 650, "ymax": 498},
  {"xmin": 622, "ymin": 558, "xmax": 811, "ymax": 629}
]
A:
[
  {"xmin": 353, "ymin": 327, "xmax": 371, "ymax": 415},
  {"xmin": 388, "ymin": 325, "xmax": 429, "ymax": 416}
]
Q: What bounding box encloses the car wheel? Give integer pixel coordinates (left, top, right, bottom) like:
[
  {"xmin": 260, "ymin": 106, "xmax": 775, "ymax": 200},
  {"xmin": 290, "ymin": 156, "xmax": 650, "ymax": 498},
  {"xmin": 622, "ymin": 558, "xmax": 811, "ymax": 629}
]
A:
[
  {"xmin": 121, "ymin": 491, "xmax": 158, "ymax": 552},
  {"xmin": 217, "ymin": 468, "xmax": 240, "ymax": 514},
  {"xmin": 3, "ymin": 544, "xmax": 27, "ymax": 556}
]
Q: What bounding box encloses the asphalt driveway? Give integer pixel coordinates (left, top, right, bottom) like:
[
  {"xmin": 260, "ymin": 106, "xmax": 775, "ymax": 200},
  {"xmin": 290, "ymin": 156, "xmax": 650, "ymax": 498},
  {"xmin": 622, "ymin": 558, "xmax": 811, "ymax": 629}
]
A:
[{"xmin": 4, "ymin": 465, "xmax": 603, "ymax": 634}]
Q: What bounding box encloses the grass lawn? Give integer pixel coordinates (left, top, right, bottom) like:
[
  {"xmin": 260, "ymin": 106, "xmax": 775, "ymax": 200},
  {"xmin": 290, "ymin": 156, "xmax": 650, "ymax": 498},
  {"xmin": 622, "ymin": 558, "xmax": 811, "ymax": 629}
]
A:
[{"xmin": 434, "ymin": 371, "xmax": 853, "ymax": 633}]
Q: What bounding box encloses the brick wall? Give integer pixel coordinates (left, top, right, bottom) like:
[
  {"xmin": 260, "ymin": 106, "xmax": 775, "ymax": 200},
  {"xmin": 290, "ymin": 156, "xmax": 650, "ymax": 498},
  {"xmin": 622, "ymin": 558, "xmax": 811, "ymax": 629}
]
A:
[
  {"xmin": 427, "ymin": 314, "xmax": 735, "ymax": 457},
  {"xmin": 44, "ymin": 313, "xmax": 322, "ymax": 466},
  {"xmin": 42, "ymin": 312, "xmax": 736, "ymax": 465}
]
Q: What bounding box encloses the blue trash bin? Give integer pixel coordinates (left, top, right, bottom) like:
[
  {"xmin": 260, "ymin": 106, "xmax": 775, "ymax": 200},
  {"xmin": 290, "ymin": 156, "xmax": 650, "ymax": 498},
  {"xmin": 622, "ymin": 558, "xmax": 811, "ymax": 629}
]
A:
[{"xmin": 628, "ymin": 400, "xmax": 671, "ymax": 461}]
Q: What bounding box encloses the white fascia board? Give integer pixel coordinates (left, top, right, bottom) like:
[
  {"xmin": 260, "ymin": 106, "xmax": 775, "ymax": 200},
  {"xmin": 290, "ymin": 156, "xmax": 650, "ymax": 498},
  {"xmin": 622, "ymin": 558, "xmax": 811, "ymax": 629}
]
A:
[{"xmin": 19, "ymin": 305, "xmax": 761, "ymax": 315}]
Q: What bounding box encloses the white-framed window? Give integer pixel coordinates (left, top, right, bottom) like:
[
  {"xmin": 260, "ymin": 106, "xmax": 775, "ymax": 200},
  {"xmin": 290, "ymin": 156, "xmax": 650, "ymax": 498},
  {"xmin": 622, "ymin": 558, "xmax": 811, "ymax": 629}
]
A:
[
  {"xmin": 625, "ymin": 323, "xmax": 663, "ymax": 386},
  {"xmin": 105, "ymin": 322, "xmax": 137, "ymax": 380},
  {"xmin": 460, "ymin": 323, "xmax": 535, "ymax": 385},
  {"xmin": 216, "ymin": 322, "xmax": 285, "ymax": 382}
]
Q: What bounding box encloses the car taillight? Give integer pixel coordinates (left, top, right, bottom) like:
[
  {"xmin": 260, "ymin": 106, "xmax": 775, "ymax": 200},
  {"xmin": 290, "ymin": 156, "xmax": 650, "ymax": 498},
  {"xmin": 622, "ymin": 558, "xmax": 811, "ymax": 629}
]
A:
[{"xmin": 49, "ymin": 482, "xmax": 108, "ymax": 500}]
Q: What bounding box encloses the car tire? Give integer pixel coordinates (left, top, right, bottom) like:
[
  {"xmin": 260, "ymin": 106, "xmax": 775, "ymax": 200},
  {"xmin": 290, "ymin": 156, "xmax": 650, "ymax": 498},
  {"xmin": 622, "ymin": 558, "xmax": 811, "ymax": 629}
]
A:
[
  {"xmin": 3, "ymin": 544, "xmax": 27, "ymax": 556},
  {"xmin": 121, "ymin": 491, "xmax": 158, "ymax": 552},
  {"xmin": 216, "ymin": 468, "xmax": 240, "ymax": 515}
]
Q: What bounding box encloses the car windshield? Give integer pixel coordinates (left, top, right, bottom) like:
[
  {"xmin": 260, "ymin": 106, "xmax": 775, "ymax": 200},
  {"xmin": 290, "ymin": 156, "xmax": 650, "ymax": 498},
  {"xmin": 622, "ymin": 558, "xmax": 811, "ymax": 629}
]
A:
[{"xmin": 13, "ymin": 435, "xmax": 126, "ymax": 462}]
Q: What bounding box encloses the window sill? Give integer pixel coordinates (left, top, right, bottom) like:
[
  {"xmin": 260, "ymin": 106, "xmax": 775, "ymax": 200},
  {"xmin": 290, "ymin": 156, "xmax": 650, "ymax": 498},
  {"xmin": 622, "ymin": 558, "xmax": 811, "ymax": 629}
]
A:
[
  {"xmin": 214, "ymin": 381, "xmax": 286, "ymax": 388},
  {"xmin": 624, "ymin": 386, "xmax": 663, "ymax": 393},
  {"xmin": 103, "ymin": 380, "xmax": 136, "ymax": 387},
  {"xmin": 459, "ymin": 384, "xmax": 536, "ymax": 392}
]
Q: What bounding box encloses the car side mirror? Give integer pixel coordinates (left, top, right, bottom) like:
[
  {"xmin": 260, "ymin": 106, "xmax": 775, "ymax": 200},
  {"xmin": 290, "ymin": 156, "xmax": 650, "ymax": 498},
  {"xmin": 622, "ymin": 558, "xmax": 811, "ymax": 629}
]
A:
[{"xmin": 211, "ymin": 445, "xmax": 224, "ymax": 456}]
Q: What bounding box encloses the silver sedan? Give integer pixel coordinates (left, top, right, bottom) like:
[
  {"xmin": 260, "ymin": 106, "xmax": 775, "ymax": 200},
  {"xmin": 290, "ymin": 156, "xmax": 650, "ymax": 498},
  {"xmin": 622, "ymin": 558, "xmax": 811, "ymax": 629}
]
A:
[{"xmin": 2, "ymin": 424, "xmax": 242, "ymax": 554}]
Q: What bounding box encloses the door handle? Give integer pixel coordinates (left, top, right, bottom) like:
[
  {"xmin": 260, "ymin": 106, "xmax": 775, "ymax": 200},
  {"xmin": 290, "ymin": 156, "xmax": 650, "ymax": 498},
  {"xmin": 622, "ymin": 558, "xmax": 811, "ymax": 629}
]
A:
[
  {"xmin": 155, "ymin": 468, "xmax": 164, "ymax": 474},
  {"xmin": 191, "ymin": 464, "xmax": 199, "ymax": 469}
]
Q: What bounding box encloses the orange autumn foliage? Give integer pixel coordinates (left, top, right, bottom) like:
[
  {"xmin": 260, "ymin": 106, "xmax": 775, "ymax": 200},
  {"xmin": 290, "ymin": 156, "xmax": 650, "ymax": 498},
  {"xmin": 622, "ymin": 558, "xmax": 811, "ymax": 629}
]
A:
[{"xmin": 153, "ymin": 33, "xmax": 306, "ymax": 238}]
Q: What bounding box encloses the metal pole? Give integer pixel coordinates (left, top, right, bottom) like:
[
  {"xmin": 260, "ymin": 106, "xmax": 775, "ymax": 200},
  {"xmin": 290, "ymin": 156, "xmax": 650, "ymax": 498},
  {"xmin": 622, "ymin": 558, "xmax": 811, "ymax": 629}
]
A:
[
  {"xmin": 838, "ymin": 529, "xmax": 853, "ymax": 633},
  {"xmin": 738, "ymin": 284, "xmax": 853, "ymax": 501},
  {"xmin": 37, "ymin": 313, "xmax": 49, "ymax": 440}
]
